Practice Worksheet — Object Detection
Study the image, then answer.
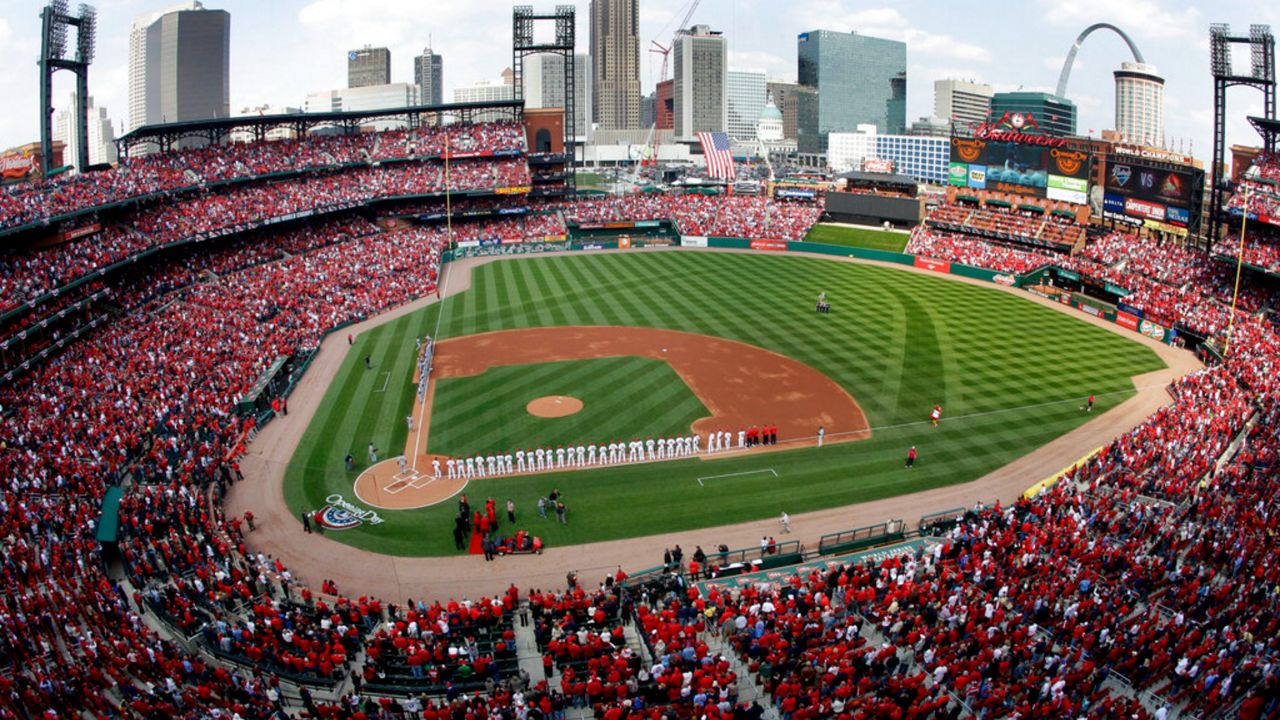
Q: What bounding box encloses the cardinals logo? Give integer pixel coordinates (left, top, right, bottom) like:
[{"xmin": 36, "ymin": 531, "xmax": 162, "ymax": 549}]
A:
[{"xmin": 1111, "ymin": 165, "xmax": 1132, "ymax": 187}]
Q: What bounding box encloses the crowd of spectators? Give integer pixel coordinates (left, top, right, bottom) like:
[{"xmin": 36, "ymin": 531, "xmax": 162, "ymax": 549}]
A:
[
  {"xmin": 4, "ymin": 147, "xmax": 1280, "ymax": 719},
  {"xmin": 0, "ymin": 159, "xmax": 531, "ymax": 313},
  {"xmin": 1213, "ymin": 225, "xmax": 1280, "ymax": 275},
  {"xmin": 927, "ymin": 203, "xmax": 1086, "ymax": 251},
  {"xmin": 558, "ymin": 195, "xmax": 822, "ymax": 242},
  {"xmin": 905, "ymin": 228, "xmax": 1054, "ymax": 275},
  {"xmin": 0, "ymin": 121, "xmax": 526, "ymax": 231}
]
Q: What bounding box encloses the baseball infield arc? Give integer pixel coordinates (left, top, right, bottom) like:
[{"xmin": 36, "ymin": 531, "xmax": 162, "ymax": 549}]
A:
[
  {"xmin": 526, "ymin": 395, "xmax": 585, "ymax": 418},
  {"xmin": 352, "ymin": 326, "xmax": 869, "ymax": 510}
]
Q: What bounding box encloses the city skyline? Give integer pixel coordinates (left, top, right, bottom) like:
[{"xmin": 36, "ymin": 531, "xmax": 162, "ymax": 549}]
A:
[{"xmin": 2, "ymin": 0, "xmax": 1277, "ymax": 160}]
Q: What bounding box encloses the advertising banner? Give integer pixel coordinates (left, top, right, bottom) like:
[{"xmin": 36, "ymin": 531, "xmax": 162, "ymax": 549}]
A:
[
  {"xmin": 1125, "ymin": 198, "xmax": 1165, "ymax": 221},
  {"xmin": 967, "ymin": 165, "xmax": 987, "ymax": 189},
  {"xmin": 864, "ymin": 158, "xmax": 894, "ymax": 174},
  {"xmin": 1139, "ymin": 320, "xmax": 1166, "ymax": 342},
  {"xmin": 1047, "ymin": 175, "xmax": 1088, "ymax": 204},
  {"xmin": 681, "ymin": 236, "xmax": 709, "ymax": 248},
  {"xmin": 776, "ymin": 187, "xmax": 817, "ymax": 199},
  {"xmin": 949, "ymin": 162, "xmax": 969, "ymax": 187},
  {"xmin": 1116, "ymin": 311, "xmax": 1140, "ymax": 331},
  {"xmin": 1143, "ymin": 219, "xmax": 1188, "ymax": 237},
  {"xmin": 914, "ymin": 256, "xmax": 952, "ymax": 274},
  {"xmin": 749, "ymin": 239, "xmax": 788, "ymax": 251}
]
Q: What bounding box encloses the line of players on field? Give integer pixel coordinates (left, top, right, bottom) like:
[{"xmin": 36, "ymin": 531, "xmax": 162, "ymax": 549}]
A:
[{"xmin": 441, "ymin": 425, "xmax": 782, "ymax": 480}]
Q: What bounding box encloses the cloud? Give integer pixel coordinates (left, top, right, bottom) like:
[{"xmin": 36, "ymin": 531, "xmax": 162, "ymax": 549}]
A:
[
  {"xmin": 1038, "ymin": 0, "xmax": 1202, "ymax": 42},
  {"xmin": 727, "ymin": 50, "xmax": 790, "ymax": 77}
]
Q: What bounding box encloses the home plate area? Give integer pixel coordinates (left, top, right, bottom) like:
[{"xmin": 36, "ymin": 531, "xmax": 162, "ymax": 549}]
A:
[{"xmin": 383, "ymin": 468, "xmax": 435, "ymax": 494}]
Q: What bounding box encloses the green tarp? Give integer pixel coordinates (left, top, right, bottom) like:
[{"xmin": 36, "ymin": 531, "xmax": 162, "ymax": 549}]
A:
[
  {"xmin": 96, "ymin": 486, "xmax": 123, "ymax": 543},
  {"xmin": 987, "ymin": 199, "xmax": 1012, "ymax": 208}
]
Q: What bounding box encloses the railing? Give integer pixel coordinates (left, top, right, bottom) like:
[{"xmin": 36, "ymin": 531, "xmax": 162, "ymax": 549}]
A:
[{"xmin": 816, "ymin": 520, "xmax": 906, "ymax": 556}]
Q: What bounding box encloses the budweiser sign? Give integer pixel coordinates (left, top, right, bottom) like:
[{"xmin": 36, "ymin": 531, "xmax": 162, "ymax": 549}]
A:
[
  {"xmin": 973, "ymin": 124, "xmax": 1068, "ymax": 148},
  {"xmin": 0, "ymin": 152, "xmax": 36, "ymax": 180}
]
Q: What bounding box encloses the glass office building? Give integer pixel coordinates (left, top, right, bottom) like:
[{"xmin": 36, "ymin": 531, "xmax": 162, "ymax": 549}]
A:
[{"xmin": 797, "ymin": 29, "xmax": 906, "ymax": 154}]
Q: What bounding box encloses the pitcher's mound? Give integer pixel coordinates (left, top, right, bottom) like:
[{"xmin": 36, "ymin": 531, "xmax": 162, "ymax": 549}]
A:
[{"xmin": 527, "ymin": 395, "xmax": 584, "ymax": 418}]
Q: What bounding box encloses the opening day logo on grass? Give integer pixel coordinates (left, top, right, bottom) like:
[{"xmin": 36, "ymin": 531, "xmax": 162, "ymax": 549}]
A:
[{"xmin": 315, "ymin": 494, "xmax": 386, "ymax": 530}]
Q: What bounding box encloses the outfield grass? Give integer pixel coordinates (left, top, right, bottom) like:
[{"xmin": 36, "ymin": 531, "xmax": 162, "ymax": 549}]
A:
[
  {"xmin": 284, "ymin": 252, "xmax": 1166, "ymax": 556},
  {"xmin": 427, "ymin": 356, "xmax": 708, "ymax": 457},
  {"xmin": 804, "ymin": 223, "xmax": 910, "ymax": 252}
]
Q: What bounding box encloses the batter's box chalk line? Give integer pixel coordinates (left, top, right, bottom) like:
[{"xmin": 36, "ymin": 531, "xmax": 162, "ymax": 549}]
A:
[
  {"xmin": 384, "ymin": 470, "xmax": 436, "ymax": 494},
  {"xmin": 374, "ymin": 371, "xmax": 391, "ymax": 393},
  {"xmin": 696, "ymin": 468, "xmax": 778, "ymax": 487}
]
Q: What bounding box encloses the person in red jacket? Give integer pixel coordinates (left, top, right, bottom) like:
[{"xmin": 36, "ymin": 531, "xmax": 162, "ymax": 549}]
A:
[{"xmin": 905, "ymin": 446, "xmax": 917, "ymax": 468}]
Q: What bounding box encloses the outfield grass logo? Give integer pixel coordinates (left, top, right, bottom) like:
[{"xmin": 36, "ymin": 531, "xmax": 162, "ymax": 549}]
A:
[{"xmin": 316, "ymin": 494, "xmax": 386, "ymax": 530}]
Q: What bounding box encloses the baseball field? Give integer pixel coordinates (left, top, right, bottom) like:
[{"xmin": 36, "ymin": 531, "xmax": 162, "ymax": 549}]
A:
[{"xmin": 283, "ymin": 250, "xmax": 1165, "ymax": 556}]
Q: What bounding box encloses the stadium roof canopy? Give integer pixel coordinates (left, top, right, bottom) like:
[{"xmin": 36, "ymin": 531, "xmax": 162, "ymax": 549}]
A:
[
  {"xmin": 115, "ymin": 99, "xmax": 525, "ymax": 158},
  {"xmin": 1248, "ymin": 116, "xmax": 1280, "ymax": 146}
]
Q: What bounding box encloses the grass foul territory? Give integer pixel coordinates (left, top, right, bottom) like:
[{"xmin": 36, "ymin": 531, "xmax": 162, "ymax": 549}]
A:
[{"xmin": 284, "ymin": 251, "xmax": 1165, "ymax": 557}]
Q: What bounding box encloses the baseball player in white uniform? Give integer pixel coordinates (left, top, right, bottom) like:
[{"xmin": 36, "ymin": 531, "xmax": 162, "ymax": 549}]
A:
[
  {"xmin": 504, "ymin": 453, "xmax": 513, "ymax": 474},
  {"xmin": 516, "ymin": 450, "xmax": 526, "ymax": 473},
  {"xmin": 432, "ymin": 458, "xmax": 441, "ymax": 479},
  {"xmin": 738, "ymin": 430, "xmax": 746, "ymax": 449},
  {"xmin": 588, "ymin": 444, "xmax": 597, "ymax": 465},
  {"xmin": 535, "ymin": 448, "xmax": 545, "ymax": 471},
  {"xmin": 447, "ymin": 458, "xmax": 457, "ymax": 478},
  {"xmin": 575, "ymin": 445, "xmax": 585, "ymax": 465}
]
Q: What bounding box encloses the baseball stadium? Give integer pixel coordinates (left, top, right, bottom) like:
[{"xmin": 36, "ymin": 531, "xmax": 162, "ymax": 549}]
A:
[{"xmin": 3, "ymin": 3, "xmax": 1280, "ymax": 719}]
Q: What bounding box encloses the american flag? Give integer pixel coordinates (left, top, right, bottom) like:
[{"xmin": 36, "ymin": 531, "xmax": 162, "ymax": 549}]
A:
[{"xmin": 697, "ymin": 131, "xmax": 736, "ymax": 180}]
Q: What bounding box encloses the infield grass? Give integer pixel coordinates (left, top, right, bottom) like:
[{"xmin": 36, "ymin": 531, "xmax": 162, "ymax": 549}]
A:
[
  {"xmin": 284, "ymin": 251, "xmax": 1166, "ymax": 556},
  {"xmin": 427, "ymin": 357, "xmax": 708, "ymax": 457},
  {"xmin": 804, "ymin": 223, "xmax": 911, "ymax": 252}
]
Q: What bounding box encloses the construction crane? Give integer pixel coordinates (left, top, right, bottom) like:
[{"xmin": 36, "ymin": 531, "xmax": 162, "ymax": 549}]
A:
[
  {"xmin": 648, "ymin": 0, "xmax": 702, "ymax": 84},
  {"xmin": 635, "ymin": 0, "xmax": 702, "ymax": 188}
]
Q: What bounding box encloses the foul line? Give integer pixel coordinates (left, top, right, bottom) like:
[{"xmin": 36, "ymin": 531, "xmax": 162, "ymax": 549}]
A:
[
  {"xmin": 413, "ymin": 260, "xmax": 452, "ymax": 470},
  {"xmin": 697, "ymin": 468, "xmax": 777, "ymax": 486},
  {"xmin": 374, "ymin": 371, "xmax": 391, "ymax": 393}
]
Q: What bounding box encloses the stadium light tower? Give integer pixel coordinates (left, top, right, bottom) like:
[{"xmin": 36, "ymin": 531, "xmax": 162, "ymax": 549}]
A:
[
  {"xmin": 39, "ymin": 0, "xmax": 97, "ymax": 175},
  {"xmin": 512, "ymin": 5, "xmax": 577, "ymax": 195},
  {"xmin": 1207, "ymin": 23, "xmax": 1275, "ymax": 244}
]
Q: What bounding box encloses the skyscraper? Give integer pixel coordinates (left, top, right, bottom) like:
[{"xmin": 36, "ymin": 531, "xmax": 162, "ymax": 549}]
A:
[
  {"xmin": 127, "ymin": 1, "xmax": 230, "ymax": 134},
  {"xmin": 590, "ymin": 0, "xmax": 641, "ymax": 130},
  {"xmin": 54, "ymin": 93, "xmax": 116, "ymax": 169},
  {"xmin": 348, "ymin": 46, "xmax": 391, "ymax": 88},
  {"xmin": 727, "ymin": 69, "xmax": 767, "ymax": 141},
  {"xmin": 989, "ymin": 91, "xmax": 1077, "ymax": 136},
  {"xmin": 796, "ymin": 29, "xmax": 906, "ymax": 153},
  {"xmin": 934, "ymin": 79, "xmax": 993, "ymax": 131},
  {"xmin": 414, "ymin": 48, "xmax": 443, "ymax": 106},
  {"xmin": 524, "ymin": 54, "xmax": 567, "ymax": 110},
  {"xmin": 673, "ymin": 25, "xmax": 726, "ymax": 140},
  {"xmin": 574, "ymin": 53, "xmax": 593, "ymax": 141},
  {"xmin": 1114, "ymin": 62, "xmax": 1164, "ymax": 146}
]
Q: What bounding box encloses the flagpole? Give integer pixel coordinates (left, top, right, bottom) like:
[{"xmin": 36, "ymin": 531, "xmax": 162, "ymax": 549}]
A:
[{"xmin": 1223, "ymin": 184, "xmax": 1249, "ymax": 359}]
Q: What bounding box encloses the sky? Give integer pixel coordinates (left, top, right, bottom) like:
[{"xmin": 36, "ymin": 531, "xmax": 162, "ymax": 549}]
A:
[{"xmin": 1, "ymin": 0, "xmax": 1278, "ymax": 161}]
